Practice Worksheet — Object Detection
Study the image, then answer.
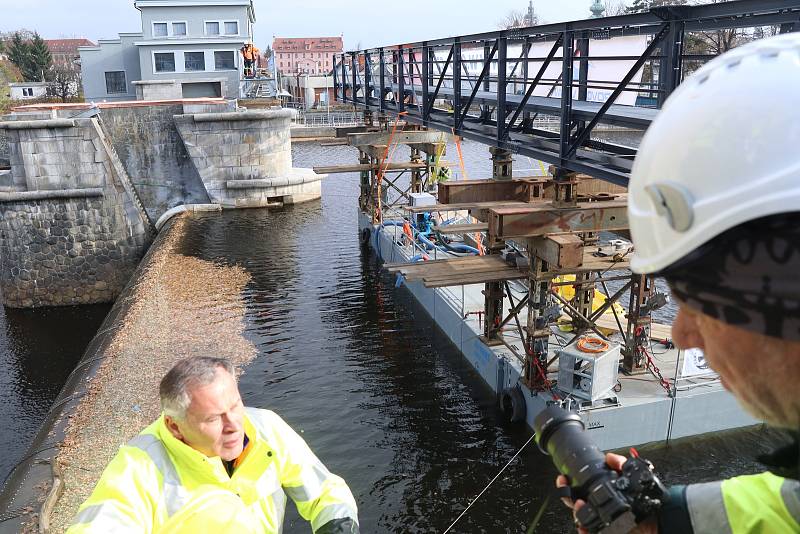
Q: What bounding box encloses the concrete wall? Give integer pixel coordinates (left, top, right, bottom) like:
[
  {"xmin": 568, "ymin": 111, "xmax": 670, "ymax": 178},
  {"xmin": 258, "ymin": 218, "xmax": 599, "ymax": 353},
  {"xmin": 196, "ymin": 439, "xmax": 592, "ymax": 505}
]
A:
[
  {"xmin": 79, "ymin": 34, "xmax": 142, "ymax": 102},
  {"xmin": 99, "ymin": 104, "xmax": 212, "ymax": 221},
  {"xmin": 0, "ymin": 118, "xmax": 152, "ymax": 307},
  {"xmin": 139, "ymin": 5, "xmax": 250, "ymax": 40},
  {"xmin": 173, "ymin": 109, "xmax": 323, "ymax": 207},
  {"xmin": 138, "ymin": 42, "xmax": 243, "ymax": 99}
]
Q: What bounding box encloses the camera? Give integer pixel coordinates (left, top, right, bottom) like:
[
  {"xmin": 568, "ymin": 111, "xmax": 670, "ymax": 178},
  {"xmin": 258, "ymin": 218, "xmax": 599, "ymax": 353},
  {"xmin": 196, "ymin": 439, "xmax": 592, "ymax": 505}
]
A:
[{"xmin": 533, "ymin": 405, "xmax": 668, "ymax": 533}]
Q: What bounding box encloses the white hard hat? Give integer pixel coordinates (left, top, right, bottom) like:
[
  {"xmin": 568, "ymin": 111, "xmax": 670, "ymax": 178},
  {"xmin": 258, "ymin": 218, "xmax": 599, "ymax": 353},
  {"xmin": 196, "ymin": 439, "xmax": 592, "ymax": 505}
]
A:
[{"xmin": 628, "ymin": 32, "xmax": 800, "ymax": 274}]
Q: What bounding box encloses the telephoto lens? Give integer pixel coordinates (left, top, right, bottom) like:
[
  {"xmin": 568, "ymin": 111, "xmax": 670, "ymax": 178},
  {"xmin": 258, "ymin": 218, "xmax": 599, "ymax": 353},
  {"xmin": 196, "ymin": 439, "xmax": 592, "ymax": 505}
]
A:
[{"xmin": 534, "ymin": 405, "xmax": 667, "ymax": 533}]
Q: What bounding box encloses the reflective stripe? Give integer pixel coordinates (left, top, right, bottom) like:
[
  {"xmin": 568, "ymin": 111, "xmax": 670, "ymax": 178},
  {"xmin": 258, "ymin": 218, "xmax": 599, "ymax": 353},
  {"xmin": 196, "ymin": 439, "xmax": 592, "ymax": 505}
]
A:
[
  {"xmin": 72, "ymin": 503, "xmax": 134, "ymax": 526},
  {"xmin": 310, "ymin": 503, "xmax": 359, "ymax": 533},
  {"xmin": 127, "ymin": 434, "xmax": 189, "ymax": 517},
  {"xmin": 271, "ymin": 487, "xmax": 287, "ymax": 534},
  {"xmin": 686, "ymin": 481, "xmax": 732, "ymax": 534},
  {"xmin": 781, "ymin": 478, "xmax": 800, "ymax": 523},
  {"xmin": 284, "ymin": 460, "xmax": 330, "ymax": 502}
]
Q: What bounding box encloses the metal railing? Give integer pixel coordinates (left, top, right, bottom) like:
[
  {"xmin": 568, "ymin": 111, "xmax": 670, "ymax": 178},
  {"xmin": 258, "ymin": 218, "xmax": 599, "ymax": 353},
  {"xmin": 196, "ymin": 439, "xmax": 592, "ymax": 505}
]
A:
[{"xmin": 334, "ymin": 0, "xmax": 800, "ymax": 185}]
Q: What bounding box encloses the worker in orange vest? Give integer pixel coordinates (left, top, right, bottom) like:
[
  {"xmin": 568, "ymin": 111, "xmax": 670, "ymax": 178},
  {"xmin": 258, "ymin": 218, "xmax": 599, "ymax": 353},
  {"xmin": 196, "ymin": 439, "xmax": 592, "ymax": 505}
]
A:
[{"xmin": 240, "ymin": 43, "xmax": 260, "ymax": 78}]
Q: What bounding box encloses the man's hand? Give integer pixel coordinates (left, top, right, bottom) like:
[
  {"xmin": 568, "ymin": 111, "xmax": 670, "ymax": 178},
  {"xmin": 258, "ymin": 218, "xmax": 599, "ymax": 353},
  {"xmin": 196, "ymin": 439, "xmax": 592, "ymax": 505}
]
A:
[{"xmin": 555, "ymin": 452, "xmax": 657, "ymax": 534}]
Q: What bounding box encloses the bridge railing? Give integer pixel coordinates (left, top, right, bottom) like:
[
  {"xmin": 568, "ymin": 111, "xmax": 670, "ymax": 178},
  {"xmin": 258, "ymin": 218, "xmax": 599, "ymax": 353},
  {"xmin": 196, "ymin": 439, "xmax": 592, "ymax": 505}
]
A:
[{"xmin": 334, "ymin": 0, "xmax": 800, "ymax": 185}]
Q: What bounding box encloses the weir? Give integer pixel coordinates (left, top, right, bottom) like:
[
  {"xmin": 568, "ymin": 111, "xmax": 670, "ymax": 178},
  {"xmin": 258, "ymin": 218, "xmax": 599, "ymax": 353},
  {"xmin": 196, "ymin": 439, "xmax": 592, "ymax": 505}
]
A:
[{"xmin": 0, "ymin": 99, "xmax": 323, "ymax": 308}]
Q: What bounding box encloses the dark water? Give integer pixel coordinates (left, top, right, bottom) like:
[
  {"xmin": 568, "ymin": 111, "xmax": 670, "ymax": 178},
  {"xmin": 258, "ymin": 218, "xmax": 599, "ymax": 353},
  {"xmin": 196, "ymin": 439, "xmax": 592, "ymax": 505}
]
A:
[
  {"xmin": 170, "ymin": 141, "xmax": 783, "ymax": 533},
  {"xmin": 0, "ymin": 303, "xmax": 110, "ymax": 485}
]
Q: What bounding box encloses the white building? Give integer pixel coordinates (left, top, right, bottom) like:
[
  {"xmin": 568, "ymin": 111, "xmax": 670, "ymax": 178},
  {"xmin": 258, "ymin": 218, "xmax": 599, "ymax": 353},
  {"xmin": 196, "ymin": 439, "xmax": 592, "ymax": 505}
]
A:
[
  {"xmin": 79, "ymin": 0, "xmax": 256, "ymax": 101},
  {"xmin": 9, "ymin": 82, "xmax": 49, "ymax": 100}
]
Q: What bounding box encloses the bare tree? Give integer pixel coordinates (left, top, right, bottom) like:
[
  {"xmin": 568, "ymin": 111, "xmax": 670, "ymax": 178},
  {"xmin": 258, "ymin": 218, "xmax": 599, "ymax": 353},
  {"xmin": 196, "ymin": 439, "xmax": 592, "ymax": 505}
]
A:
[
  {"xmin": 498, "ymin": 5, "xmax": 539, "ymax": 29},
  {"xmin": 47, "ymin": 59, "xmax": 81, "ymax": 102},
  {"xmin": 602, "ymin": 1, "xmax": 628, "ymax": 16}
]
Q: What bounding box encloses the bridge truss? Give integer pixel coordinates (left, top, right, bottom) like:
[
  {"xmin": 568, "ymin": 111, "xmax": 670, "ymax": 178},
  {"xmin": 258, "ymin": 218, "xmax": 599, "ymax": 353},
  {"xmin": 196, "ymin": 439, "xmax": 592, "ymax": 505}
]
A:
[{"xmin": 333, "ymin": 0, "xmax": 800, "ymax": 185}]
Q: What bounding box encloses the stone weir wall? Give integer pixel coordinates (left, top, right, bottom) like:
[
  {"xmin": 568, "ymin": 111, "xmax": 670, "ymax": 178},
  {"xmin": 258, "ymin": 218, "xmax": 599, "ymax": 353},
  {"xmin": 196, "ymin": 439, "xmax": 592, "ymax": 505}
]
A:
[
  {"xmin": 0, "ymin": 118, "xmax": 153, "ymax": 307},
  {"xmin": 99, "ymin": 104, "xmax": 213, "ymax": 222},
  {"xmin": 174, "ymin": 109, "xmax": 323, "ymax": 208}
]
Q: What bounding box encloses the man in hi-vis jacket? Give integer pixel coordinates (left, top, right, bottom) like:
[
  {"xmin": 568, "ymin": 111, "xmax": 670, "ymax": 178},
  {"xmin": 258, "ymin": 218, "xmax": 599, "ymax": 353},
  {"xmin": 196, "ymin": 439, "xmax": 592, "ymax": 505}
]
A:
[{"xmin": 68, "ymin": 357, "xmax": 359, "ymax": 533}]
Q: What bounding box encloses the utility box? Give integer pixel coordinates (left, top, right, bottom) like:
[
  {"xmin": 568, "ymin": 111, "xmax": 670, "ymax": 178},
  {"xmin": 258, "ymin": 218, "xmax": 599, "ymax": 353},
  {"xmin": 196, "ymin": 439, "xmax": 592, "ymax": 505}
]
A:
[
  {"xmin": 557, "ymin": 337, "xmax": 620, "ymax": 402},
  {"xmin": 409, "ymin": 192, "xmax": 436, "ymax": 207}
]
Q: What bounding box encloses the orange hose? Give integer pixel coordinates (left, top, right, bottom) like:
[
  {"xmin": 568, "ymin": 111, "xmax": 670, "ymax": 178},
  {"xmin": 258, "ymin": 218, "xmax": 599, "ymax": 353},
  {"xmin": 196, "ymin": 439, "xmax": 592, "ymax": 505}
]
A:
[{"xmin": 576, "ymin": 336, "xmax": 610, "ymax": 354}]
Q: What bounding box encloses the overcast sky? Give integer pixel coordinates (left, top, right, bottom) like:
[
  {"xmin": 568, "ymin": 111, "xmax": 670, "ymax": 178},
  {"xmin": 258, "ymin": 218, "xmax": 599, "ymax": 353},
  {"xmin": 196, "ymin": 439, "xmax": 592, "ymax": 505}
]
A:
[{"xmin": 1, "ymin": 0, "xmax": 633, "ymax": 50}]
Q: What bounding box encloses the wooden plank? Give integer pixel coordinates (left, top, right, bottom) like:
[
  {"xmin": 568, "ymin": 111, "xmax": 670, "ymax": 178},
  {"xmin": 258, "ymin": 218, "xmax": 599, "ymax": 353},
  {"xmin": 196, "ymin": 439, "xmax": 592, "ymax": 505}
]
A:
[
  {"xmin": 393, "ymin": 257, "xmax": 510, "ymax": 279},
  {"xmin": 593, "ymin": 315, "xmax": 672, "ymax": 340},
  {"xmin": 529, "ymin": 234, "xmax": 584, "ymax": 269},
  {"xmin": 348, "ymin": 130, "xmax": 450, "ymax": 146},
  {"xmin": 489, "ymin": 199, "xmax": 629, "ymax": 239},
  {"xmin": 435, "ymin": 223, "xmax": 488, "ymax": 234},
  {"xmin": 314, "ymin": 162, "xmax": 437, "ymax": 174},
  {"xmin": 438, "ymin": 178, "xmax": 548, "ymax": 205},
  {"xmin": 404, "ymin": 200, "xmax": 531, "ymax": 213},
  {"xmin": 423, "ymin": 269, "xmax": 527, "ymax": 287}
]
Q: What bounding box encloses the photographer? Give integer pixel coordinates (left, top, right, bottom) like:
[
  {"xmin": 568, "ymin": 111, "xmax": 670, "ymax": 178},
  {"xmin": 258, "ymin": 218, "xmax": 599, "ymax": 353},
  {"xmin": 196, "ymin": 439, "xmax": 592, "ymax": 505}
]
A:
[{"xmin": 557, "ymin": 33, "xmax": 800, "ymax": 533}]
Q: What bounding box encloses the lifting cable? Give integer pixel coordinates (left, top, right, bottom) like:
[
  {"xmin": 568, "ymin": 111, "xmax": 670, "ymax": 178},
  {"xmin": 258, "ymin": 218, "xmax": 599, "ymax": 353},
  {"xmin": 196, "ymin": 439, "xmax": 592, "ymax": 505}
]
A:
[{"xmin": 442, "ymin": 432, "xmax": 537, "ymax": 534}]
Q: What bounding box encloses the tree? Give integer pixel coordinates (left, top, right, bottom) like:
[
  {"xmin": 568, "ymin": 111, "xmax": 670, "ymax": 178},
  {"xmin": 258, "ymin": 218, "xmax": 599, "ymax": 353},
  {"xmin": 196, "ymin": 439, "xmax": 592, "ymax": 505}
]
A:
[
  {"xmin": 498, "ymin": 3, "xmax": 539, "ymax": 29},
  {"xmin": 47, "ymin": 59, "xmax": 81, "ymax": 102},
  {"xmin": 626, "ymin": 0, "xmax": 688, "ymax": 13},
  {"xmin": 5, "ymin": 32, "xmax": 52, "ymax": 82},
  {"xmin": 263, "ymin": 44, "xmax": 273, "ymax": 60},
  {"xmin": 603, "ymin": 1, "xmax": 628, "ymax": 16}
]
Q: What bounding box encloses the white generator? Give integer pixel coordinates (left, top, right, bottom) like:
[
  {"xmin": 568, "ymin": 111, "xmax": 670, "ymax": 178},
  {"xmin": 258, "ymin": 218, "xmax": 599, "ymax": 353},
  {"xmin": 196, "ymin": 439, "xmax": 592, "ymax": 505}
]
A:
[
  {"xmin": 408, "ymin": 192, "xmax": 436, "ymax": 207},
  {"xmin": 557, "ymin": 336, "xmax": 620, "ymax": 402}
]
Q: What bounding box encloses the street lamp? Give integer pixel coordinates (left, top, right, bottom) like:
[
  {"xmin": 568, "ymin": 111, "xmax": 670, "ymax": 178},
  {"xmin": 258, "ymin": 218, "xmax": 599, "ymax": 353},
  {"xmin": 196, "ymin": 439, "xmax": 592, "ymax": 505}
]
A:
[{"xmin": 319, "ymin": 61, "xmax": 330, "ymax": 124}]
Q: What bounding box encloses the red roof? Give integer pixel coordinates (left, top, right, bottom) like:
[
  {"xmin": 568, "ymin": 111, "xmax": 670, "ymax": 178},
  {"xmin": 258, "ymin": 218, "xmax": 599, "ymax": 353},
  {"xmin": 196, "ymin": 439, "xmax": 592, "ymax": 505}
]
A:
[{"xmin": 45, "ymin": 39, "xmax": 96, "ymax": 54}]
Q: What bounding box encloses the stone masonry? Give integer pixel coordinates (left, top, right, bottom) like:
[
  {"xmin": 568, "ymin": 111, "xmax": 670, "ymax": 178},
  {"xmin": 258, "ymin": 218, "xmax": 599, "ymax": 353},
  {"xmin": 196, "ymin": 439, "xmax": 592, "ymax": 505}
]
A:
[
  {"xmin": 0, "ymin": 118, "xmax": 152, "ymax": 307},
  {"xmin": 173, "ymin": 109, "xmax": 323, "ymax": 208}
]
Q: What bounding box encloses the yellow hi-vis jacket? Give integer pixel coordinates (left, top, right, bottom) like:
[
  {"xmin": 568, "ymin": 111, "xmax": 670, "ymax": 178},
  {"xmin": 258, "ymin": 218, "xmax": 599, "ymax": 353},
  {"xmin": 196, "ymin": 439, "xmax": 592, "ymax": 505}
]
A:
[
  {"xmin": 66, "ymin": 408, "xmax": 359, "ymax": 534},
  {"xmin": 660, "ymin": 472, "xmax": 800, "ymax": 533}
]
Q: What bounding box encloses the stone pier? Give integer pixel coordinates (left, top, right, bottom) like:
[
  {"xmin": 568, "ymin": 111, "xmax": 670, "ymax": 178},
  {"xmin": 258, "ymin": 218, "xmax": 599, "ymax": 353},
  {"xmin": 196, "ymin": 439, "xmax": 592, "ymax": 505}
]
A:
[
  {"xmin": 0, "ymin": 118, "xmax": 152, "ymax": 308},
  {"xmin": 174, "ymin": 109, "xmax": 323, "ymax": 208}
]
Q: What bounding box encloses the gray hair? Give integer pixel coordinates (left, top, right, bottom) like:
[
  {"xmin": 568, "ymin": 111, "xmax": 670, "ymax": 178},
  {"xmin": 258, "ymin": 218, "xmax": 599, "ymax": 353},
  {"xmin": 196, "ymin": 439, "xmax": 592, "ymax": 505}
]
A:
[{"xmin": 159, "ymin": 357, "xmax": 236, "ymax": 420}]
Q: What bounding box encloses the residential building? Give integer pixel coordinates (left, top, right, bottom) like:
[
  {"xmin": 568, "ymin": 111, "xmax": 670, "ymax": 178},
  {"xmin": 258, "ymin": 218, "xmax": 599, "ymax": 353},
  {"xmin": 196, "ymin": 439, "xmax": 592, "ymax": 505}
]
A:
[
  {"xmin": 9, "ymin": 82, "xmax": 48, "ymax": 100},
  {"xmin": 282, "ymin": 73, "xmax": 335, "ymax": 109},
  {"xmin": 46, "ymin": 39, "xmax": 96, "ymax": 64},
  {"xmin": 79, "ymin": 0, "xmax": 256, "ymax": 101},
  {"xmin": 273, "ymin": 37, "xmax": 342, "ymax": 76}
]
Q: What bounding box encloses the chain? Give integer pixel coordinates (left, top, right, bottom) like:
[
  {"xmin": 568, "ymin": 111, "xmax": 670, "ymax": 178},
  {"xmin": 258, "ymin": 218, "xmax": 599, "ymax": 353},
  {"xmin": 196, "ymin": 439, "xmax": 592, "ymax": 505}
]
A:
[{"xmin": 635, "ymin": 326, "xmax": 672, "ymax": 396}]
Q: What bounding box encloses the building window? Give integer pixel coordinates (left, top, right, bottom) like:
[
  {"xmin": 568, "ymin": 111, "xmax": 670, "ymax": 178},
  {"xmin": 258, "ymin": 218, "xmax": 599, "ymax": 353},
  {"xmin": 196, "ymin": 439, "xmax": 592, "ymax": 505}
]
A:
[
  {"xmin": 22, "ymin": 87, "xmax": 33, "ymax": 97},
  {"xmin": 154, "ymin": 52, "xmax": 176, "ymax": 72},
  {"xmin": 104, "ymin": 71, "xmax": 127, "ymax": 93},
  {"xmin": 214, "ymin": 51, "xmax": 235, "ymax": 70},
  {"xmin": 153, "ymin": 23, "xmax": 168, "ymax": 37},
  {"xmin": 185, "ymin": 51, "xmax": 205, "ymax": 71},
  {"xmin": 172, "ymin": 22, "xmax": 187, "ymax": 36},
  {"xmin": 206, "ymin": 21, "xmax": 220, "ymax": 35},
  {"xmin": 224, "ymin": 21, "xmax": 238, "ymax": 35}
]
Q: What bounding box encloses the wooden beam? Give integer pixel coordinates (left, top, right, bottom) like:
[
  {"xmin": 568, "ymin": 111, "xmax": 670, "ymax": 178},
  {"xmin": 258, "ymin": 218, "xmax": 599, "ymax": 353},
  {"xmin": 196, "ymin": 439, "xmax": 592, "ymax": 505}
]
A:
[
  {"xmin": 313, "ymin": 161, "xmax": 452, "ymax": 174},
  {"xmin": 435, "ymin": 223, "xmax": 488, "ymax": 234},
  {"xmin": 423, "ymin": 269, "xmax": 527, "ymax": 287},
  {"xmin": 529, "ymin": 234, "xmax": 584, "ymax": 269},
  {"xmin": 348, "ymin": 130, "xmax": 451, "ymax": 147},
  {"xmin": 404, "ymin": 200, "xmax": 531, "ymax": 213},
  {"xmin": 489, "ymin": 199, "xmax": 629, "ymax": 239}
]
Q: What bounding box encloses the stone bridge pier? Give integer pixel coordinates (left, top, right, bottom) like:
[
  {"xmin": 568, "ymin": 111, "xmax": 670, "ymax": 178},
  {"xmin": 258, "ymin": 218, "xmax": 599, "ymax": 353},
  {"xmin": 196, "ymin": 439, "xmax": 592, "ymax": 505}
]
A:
[{"xmin": 0, "ymin": 118, "xmax": 152, "ymax": 307}]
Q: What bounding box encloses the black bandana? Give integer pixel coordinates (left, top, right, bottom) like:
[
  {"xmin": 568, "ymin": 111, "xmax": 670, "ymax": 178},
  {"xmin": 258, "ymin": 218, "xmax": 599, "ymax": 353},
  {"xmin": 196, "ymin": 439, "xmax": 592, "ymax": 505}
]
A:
[{"xmin": 660, "ymin": 213, "xmax": 800, "ymax": 341}]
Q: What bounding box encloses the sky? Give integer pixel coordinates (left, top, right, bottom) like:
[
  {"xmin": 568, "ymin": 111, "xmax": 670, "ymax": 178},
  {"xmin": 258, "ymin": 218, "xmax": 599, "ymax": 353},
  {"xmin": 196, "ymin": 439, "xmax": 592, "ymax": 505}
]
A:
[{"xmin": 0, "ymin": 0, "xmax": 633, "ymax": 51}]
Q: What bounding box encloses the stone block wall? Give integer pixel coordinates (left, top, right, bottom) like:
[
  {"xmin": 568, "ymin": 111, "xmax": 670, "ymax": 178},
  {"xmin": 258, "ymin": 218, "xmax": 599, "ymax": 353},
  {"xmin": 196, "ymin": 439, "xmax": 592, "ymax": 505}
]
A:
[
  {"xmin": 173, "ymin": 109, "xmax": 322, "ymax": 207},
  {"xmin": 0, "ymin": 118, "xmax": 152, "ymax": 307},
  {"xmin": 100, "ymin": 104, "xmax": 211, "ymax": 221}
]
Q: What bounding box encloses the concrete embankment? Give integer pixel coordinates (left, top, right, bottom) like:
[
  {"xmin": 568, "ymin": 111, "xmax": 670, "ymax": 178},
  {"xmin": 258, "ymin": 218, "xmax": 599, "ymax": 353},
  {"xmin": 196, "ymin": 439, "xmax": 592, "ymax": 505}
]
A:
[{"xmin": 0, "ymin": 212, "xmax": 257, "ymax": 533}]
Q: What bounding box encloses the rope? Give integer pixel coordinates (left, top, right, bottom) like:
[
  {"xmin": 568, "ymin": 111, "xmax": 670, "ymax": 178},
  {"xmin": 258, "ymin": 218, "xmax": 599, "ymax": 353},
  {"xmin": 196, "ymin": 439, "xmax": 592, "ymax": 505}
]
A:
[
  {"xmin": 576, "ymin": 336, "xmax": 610, "ymax": 354},
  {"xmin": 442, "ymin": 432, "xmax": 537, "ymax": 534}
]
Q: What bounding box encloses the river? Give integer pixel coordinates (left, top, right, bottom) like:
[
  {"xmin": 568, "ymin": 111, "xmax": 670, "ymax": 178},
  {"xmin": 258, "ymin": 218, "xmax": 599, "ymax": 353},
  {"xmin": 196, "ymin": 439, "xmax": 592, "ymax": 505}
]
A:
[{"xmin": 0, "ymin": 139, "xmax": 785, "ymax": 532}]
